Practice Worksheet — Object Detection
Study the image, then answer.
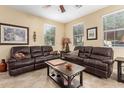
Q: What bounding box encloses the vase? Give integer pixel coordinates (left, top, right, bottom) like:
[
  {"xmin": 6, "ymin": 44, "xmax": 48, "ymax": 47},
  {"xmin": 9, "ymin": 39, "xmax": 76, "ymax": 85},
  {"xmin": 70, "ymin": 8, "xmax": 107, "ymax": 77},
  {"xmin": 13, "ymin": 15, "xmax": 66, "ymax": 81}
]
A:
[
  {"xmin": 0, "ymin": 59, "xmax": 7, "ymax": 72},
  {"xmin": 65, "ymin": 64, "xmax": 72, "ymax": 71},
  {"xmin": 65, "ymin": 43, "xmax": 70, "ymax": 52}
]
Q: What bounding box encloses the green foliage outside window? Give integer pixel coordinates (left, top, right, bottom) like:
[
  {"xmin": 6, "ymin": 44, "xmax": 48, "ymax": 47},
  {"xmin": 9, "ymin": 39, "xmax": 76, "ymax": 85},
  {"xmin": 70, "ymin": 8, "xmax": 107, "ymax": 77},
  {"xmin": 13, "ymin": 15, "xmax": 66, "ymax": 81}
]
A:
[
  {"xmin": 103, "ymin": 10, "xmax": 124, "ymax": 47},
  {"xmin": 44, "ymin": 24, "xmax": 55, "ymax": 46},
  {"xmin": 73, "ymin": 24, "xmax": 84, "ymax": 46}
]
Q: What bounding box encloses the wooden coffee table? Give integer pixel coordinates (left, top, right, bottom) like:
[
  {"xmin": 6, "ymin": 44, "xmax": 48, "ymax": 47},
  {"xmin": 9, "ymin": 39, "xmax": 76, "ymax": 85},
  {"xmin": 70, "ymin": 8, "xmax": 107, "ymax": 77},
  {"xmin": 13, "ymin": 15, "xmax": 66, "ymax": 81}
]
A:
[{"xmin": 45, "ymin": 59, "xmax": 85, "ymax": 88}]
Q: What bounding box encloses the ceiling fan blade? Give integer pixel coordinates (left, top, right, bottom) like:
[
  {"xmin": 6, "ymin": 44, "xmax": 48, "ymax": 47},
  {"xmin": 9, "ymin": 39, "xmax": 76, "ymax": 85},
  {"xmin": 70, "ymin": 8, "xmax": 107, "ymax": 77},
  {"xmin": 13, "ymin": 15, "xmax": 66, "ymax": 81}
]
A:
[{"xmin": 59, "ymin": 5, "xmax": 65, "ymax": 13}]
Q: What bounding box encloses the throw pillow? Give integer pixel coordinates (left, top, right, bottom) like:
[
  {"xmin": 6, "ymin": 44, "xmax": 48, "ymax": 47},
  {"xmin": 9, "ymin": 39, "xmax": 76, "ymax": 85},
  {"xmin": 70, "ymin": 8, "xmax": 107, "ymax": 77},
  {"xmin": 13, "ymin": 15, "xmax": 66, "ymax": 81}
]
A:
[
  {"xmin": 14, "ymin": 53, "xmax": 26, "ymax": 60},
  {"xmin": 14, "ymin": 53, "xmax": 22, "ymax": 60},
  {"xmin": 67, "ymin": 50, "xmax": 79, "ymax": 56},
  {"xmin": 19, "ymin": 53, "xmax": 26, "ymax": 59}
]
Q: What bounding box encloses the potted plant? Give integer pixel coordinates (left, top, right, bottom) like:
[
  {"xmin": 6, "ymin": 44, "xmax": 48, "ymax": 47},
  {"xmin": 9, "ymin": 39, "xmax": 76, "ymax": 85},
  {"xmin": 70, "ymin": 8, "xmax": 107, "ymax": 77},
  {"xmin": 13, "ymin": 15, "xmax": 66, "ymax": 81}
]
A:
[{"xmin": 62, "ymin": 37, "xmax": 71, "ymax": 52}]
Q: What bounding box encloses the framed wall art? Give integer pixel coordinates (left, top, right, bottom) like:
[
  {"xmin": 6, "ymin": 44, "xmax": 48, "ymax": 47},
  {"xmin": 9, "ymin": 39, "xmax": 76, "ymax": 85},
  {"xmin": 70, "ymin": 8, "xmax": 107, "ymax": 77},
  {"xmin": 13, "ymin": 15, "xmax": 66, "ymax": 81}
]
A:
[
  {"xmin": 87, "ymin": 27, "xmax": 97, "ymax": 40},
  {"xmin": 0, "ymin": 23, "xmax": 29, "ymax": 45}
]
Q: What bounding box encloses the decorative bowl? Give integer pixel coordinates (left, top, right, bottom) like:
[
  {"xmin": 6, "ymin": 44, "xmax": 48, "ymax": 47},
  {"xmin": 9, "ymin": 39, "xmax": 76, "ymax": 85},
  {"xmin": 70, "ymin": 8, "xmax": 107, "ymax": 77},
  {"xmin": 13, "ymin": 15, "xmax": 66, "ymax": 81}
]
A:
[{"xmin": 65, "ymin": 63, "xmax": 72, "ymax": 70}]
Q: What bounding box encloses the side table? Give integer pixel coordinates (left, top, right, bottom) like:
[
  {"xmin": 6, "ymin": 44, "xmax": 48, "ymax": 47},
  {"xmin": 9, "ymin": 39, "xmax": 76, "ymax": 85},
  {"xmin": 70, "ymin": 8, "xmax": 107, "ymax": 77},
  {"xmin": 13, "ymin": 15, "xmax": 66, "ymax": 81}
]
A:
[{"xmin": 115, "ymin": 57, "xmax": 124, "ymax": 82}]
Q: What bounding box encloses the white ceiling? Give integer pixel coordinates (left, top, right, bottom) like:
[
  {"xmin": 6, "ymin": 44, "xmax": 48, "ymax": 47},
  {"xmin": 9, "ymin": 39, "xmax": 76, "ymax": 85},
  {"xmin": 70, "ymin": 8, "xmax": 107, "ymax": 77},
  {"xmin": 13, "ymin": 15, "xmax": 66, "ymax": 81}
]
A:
[{"xmin": 9, "ymin": 5, "xmax": 108, "ymax": 23}]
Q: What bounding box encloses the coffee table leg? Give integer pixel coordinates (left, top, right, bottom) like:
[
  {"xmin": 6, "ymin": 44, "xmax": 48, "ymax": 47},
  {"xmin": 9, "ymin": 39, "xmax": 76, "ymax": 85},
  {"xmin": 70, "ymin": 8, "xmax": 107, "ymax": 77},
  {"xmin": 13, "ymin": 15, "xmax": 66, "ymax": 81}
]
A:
[
  {"xmin": 47, "ymin": 66, "xmax": 49, "ymax": 76},
  {"xmin": 80, "ymin": 72, "xmax": 83, "ymax": 86},
  {"xmin": 118, "ymin": 62, "xmax": 121, "ymax": 82},
  {"xmin": 68, "ymin": 76, "xmax": 71, "ymax": 88}
]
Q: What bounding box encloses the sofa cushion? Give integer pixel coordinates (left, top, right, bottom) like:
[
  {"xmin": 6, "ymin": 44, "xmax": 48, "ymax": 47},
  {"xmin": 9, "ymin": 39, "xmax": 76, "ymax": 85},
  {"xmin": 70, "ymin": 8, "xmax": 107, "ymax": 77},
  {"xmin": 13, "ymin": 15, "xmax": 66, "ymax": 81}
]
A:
[
  {"xmin": 31, "ymin": 53, "xmax": 43, "ymax": 58},
  {"xmin": 78, "ymin": 53, "xmax": 86, "ymax": 58},
  {"xmin": 92, "ymin": 47, "xmax": 113, "ymax": 57},
  {"xmin": 44, "ymin": 55, "xmax": 59, "ymax": 61},
  {"xmin": 35, "ymin": 56, "xmax": 45, "ymax": 63},
  {"xmin": 42, "ymin": 46, "xmax": 53, "ymax": 52},
  {"xmin": 41, "ymin": 46, "xmax": 53, "ymax": 56},
  {"xmin": 30, "ymin": 46, "xmax": 42, "ymax": 53},
  {"xmin": 83, "ymin": 58, "xmax": 108, "ymax": 71},
  {"xmin": 65, "ymin": 54, "xmax": 84, "ymax": 62},
  {"xmin": 9, "ymin": 58, "xmax": 35, "ymax": 69},
  {"xmin": 90, "ymin": 54, "xmax": 111, "ymax": 61},
  {"xmin": 84, "ymin": 46, "xmax": 92, "ymax": 57},
  {"xmin": 78, "ymin": 46, "xmax": 92, "ymax": 58},
  {"xmin": 44, "ymin": 52, "xmax": 50, "ymax": 56},
  {"xmin": 74, "ymin": 46, "xmax": 84, "ymax": 51},
  {"xmin": 11, "ymin": 46, "xmax": 31, "ymax": 59},
  {"xmin": 30, "ymin": 46, "xmax": 43, "ymax": 57},
  {"xmin": 18, "ymin": 48, "xmax": 30, "ymax": 54}
]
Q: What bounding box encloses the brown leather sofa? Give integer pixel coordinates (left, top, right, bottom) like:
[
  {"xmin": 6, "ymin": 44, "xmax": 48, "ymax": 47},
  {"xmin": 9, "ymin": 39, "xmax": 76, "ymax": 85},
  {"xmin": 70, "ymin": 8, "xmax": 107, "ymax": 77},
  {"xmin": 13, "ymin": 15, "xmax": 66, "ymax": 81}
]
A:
[
  {"xmin": 64, "ymin": 46, "xmax": 114, "ymax": 78},
  {"xmin": 8, "ymin": 46, "xmax": 59, "ymax": 76}
]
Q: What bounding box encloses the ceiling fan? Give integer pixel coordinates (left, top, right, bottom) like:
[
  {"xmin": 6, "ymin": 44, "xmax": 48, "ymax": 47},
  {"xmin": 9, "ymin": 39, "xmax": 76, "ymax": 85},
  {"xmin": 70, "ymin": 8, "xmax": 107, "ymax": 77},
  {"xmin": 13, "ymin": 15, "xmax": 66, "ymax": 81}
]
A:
[
  {"xmin": 43, "ymin": 5, "xmax": 83, "ymax": 13},
  {"xmin": 43, "ymin": 5, "xmax": 66, "ymax": 13}
]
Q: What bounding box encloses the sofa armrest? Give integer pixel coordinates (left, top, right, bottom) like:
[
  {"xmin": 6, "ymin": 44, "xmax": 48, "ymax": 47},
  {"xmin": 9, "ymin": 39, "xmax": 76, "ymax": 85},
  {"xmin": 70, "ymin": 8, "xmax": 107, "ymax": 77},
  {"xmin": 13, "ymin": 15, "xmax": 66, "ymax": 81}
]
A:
[
  {"xmin": 65, "ymin": 52, "xmax": 71, "ymax": 55},
  {"xmin": 102, "ymin": 59, "xmax": 114, "ymax": 65},
  {"xmin": 8, "ymin": 58, "xmax": 17, "ymax": 64}
]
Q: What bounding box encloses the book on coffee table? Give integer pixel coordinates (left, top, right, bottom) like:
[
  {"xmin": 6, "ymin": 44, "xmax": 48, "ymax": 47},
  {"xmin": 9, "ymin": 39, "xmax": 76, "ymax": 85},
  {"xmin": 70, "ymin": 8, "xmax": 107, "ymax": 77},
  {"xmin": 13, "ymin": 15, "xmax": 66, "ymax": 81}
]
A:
[{"xmin": 47, "ymin": 59, "xmax": 66, "ymax": 66}]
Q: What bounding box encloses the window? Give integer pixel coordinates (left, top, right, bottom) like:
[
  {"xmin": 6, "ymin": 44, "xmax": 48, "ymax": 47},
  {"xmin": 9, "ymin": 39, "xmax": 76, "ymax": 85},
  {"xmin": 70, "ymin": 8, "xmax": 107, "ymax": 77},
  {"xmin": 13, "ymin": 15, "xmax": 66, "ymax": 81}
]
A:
[
  {"xmin": 73, "ymin": 24, "xmax": 84, "ymax": 46},
  {"xmin": 103, "ymin": 10, "xmax": 124, "ymax": 47},
  {"xmin": 44, "ymin": 24, "xmax": 55, "ymax": 46}
]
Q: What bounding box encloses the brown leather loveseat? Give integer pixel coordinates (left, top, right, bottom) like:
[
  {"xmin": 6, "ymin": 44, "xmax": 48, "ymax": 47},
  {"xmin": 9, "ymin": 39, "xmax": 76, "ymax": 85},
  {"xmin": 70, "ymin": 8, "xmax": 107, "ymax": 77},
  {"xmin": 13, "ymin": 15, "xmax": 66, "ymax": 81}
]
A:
[
  {"xmin": 8, "ymin": 46, "xmax": 59, "ymax": 76},
  {"xmin": 64, "ymin": 46, "xmax": 114, "ymax": 78}
]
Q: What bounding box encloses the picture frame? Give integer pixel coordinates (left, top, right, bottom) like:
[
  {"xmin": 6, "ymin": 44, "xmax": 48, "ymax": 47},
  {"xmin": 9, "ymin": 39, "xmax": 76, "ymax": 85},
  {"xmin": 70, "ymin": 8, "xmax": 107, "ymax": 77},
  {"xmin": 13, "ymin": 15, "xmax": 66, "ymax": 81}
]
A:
[
  {"xmin": 0, "ymin": 23, "xmax": 29, "ymax": 45},
  {"xmin": 87, "ymin": 27, "xmax": 97, "ymax": 40}
]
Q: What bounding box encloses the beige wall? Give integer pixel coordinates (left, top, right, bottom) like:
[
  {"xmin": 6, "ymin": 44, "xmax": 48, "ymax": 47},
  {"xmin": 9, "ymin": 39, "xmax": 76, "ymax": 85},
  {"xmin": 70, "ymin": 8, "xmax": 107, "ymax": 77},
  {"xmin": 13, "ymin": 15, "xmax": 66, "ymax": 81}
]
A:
[
  {"xmin": 65, "ymin": 5, "xmax": 124, "ymax": 58},
  {"xmin": 1, "ymin": 5, "xmax": 124, "ymax": 60},
  {"xmin": 0, "ymin": 6, "xmax": 65, "ymax": 60}
]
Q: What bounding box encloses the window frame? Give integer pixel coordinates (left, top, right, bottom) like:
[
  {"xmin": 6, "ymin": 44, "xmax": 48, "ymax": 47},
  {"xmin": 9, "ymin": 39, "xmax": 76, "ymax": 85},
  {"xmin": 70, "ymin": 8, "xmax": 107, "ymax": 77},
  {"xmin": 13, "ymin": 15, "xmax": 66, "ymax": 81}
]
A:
[
  {"xmin": 72, "ymin": 23, "xmax": 84, "ymax": 46},
  {"xmin": 44, "ymin": 24, "xmax": 56, "ymax": 46},
  {"xmin": 102, "ymin": 9, "xmax": 124, "ymax": 47}
]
